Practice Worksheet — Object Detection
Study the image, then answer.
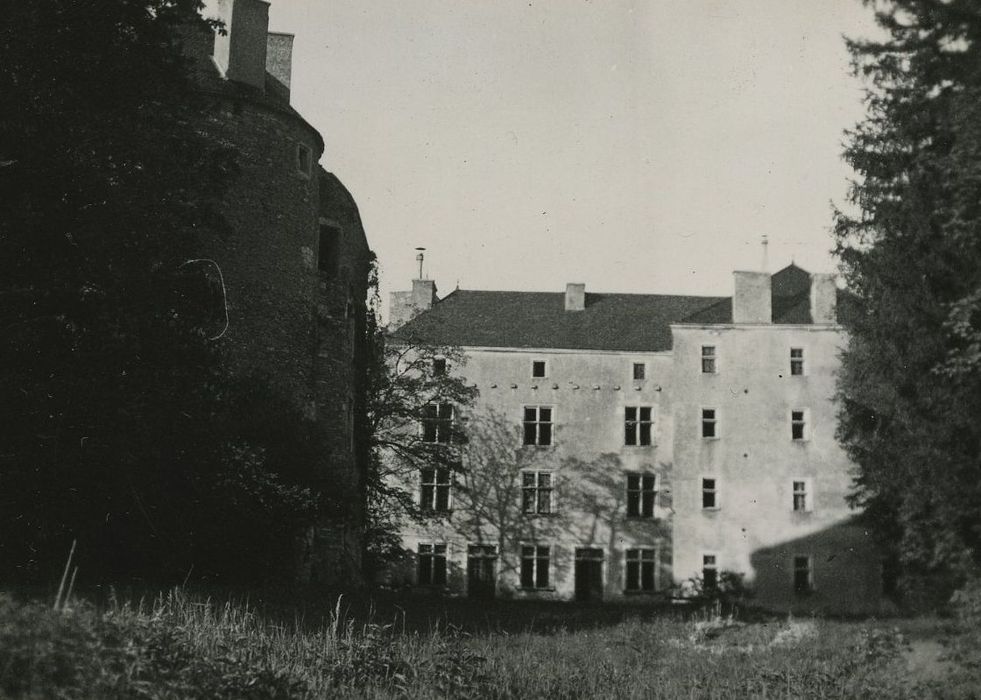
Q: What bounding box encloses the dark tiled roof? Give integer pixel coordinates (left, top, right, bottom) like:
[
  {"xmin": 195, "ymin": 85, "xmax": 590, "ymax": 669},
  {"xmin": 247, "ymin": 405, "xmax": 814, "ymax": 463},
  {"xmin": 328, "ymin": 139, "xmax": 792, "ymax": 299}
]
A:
[
  {"xmin": 393, "ymin": 290, "xmax": 727, "ymax": 352},
  {"xmin": 394, "ymin": 264, "xmax": 851, "ymax": 352}
]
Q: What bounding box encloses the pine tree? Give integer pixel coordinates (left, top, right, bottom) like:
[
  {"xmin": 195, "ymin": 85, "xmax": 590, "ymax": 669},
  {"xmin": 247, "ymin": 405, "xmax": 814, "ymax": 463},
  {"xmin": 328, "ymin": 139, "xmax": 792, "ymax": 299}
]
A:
[{"xmin": 835, "ymin": 0, "xmax": 981, "ymax": 596}]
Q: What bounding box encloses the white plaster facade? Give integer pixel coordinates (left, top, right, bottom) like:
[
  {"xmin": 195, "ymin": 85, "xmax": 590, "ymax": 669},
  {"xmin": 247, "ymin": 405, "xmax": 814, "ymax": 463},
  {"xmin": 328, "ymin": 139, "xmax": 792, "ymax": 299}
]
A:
[{"xmin": 387, "ymin": 266, "xmax": 885, "ymax": 612}]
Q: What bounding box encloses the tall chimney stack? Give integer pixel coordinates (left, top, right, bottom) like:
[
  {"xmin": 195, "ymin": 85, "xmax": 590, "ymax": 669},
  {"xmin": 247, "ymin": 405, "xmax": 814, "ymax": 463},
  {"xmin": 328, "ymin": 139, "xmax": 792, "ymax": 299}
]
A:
[
  {"xmin": 565, "ymin": 283, "xmax": 585, "ymax": 312},
  {"xmin": 733, "ymin": 271, "xmax": 772, "ymax": 324},
  {"xmin": 207, "ymin": 0, "xmax": 270, "ymax": 91},
  {"xmin": 265, "ymin": 32, "xmax": 294, "ymax": 102}
]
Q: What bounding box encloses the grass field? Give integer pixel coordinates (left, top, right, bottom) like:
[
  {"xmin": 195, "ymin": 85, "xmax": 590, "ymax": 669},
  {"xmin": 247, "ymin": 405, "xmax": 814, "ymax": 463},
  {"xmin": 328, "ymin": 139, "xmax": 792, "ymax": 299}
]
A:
[{"xmin": 0, "ymin": 588, "xmax": 977, "ymax": 698}]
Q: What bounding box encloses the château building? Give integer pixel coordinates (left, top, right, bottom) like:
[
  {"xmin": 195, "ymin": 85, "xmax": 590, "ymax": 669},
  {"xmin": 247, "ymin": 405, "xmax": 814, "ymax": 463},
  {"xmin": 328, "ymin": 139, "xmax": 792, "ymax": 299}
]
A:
[{"xmin": 386, "ymin": 264, "xmax": 883, "ymax": 613}]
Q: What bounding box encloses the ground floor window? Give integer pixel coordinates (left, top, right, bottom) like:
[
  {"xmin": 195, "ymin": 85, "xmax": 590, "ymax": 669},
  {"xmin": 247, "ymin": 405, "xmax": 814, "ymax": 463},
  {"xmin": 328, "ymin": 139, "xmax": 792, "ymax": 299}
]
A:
[
  {"xmin": 520, "ymin": 545, "xmax": 551, "ymax": 589},
  {"xmin": 417, "ymin": 543, "xmax": 447, "ymax": 586},
  {"xmin": 625, "ymin": 548, "xmax": 657, "ymax": 592},
  {"xmin": 794, "ymin": 555, "xmax": 813, "ymax": 594},
  {"xmin": 702, "ymin": 553, "xmax": 718, "ymax": 590}
]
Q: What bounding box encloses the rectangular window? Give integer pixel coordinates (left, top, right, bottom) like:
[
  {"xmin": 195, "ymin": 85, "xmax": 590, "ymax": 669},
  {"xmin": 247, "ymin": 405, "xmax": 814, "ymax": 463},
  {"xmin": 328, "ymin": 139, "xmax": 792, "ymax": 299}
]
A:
[
  {"xmin": 318, "ymin": 226, "xmax": 340, "ymax": 276},
  {"xmin": 791, "ymin": 410, "xmax": 807, "ymax": 441},
  {"xmin": 432, "ymin": 358, "xmax": 447, "ymax": 376},
  {"xmin": 420, "ymin": 468, "xmax": 451, "ymax": 512},
  {"xmin": 626, "ymin": 473, "xmax": 657, "ymax": 518},
  {"xmin": 701, "ymin": 345, "xmax": 717, "ymax": 374},
  {"xmin": 417, "ymin": 543, "xmax": 447, "ymax": 586},
  {"xmin": 520, "ymin": 545, "xmax": 551, "ymax": 589},
  {"xmin": 421, "ymin": 403, "xmax": 453, "ymax": 443},
  {"xmin": 792, "ymin": 480, "xmax": 808, "ymax": 512},
  {"xmin": 632, "ymin": 362, "xmax": 646, "ymax": 380},
  {"xmin": 701, "ymin": 409, "xmax": 717, "ymax": 438},
  {"xmin": 625, "ymin": 549, "xmax": 657, "ymax": 592},
  {"xmin": 702, "ymin": 477, "xmax": 718, "ymax": 509},
  {"xmin": 702, "ymin": 554, "xmax": 718, "ymax": 590},
  {"xmin": 790, "ymin": 347, "xmax": 804, "ymax": 376},
  {"xmin": 531, "ymin": 360, "xmax": 547, "ymax": 378},
  {"xmin": 296, "ymin": 143, "xmax": 312, "ymax": 176},
  {"xmin": 522, "ymin": 471, "xmax": 553, "ymax": 515},
  {"xmin": 522, "ymin": 406, "xmax": 553, "ymax": 446},
  {"xmin": 624, "ymin": 406, "xmax": 653, "ymax": 446},
  {"xmin": 794, "ymin": 555, "xmax": 813, "ymax": 593}
]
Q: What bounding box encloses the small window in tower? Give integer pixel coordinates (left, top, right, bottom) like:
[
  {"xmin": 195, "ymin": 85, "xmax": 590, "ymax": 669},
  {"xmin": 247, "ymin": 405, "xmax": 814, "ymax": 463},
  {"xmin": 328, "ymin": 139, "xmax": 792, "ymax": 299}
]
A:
[
  {"xmin": 318, "ymin": 226, "xmax": 340, "ymax": 277},
  {"xmin": 633, "ymin": 362, "xmax": 646, "ymax": 380},
  {"xmin": 531, "ymin": 360, "xmax": 547, "ymax": 378},
  {"xmin": 296, "ymin": 143, "xmax": 313, "ymax": 177}
]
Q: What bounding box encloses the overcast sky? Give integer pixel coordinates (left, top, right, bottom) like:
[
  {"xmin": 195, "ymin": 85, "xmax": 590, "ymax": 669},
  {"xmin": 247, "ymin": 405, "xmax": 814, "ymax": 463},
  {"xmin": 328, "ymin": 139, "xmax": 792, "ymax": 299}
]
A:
[{"xmin": 263, "ymin": 1, "xmax": 879, "ymax": 317}]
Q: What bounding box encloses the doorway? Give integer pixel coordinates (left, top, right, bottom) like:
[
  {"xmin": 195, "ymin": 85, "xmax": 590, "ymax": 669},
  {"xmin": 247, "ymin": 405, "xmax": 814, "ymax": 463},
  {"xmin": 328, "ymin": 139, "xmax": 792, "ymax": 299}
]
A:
[
  {"xmin": 467, "ymin": 545, "xmax": 497, "ymax": 599},
  {"xmin": 574, "ymin": 548, "xmax": 604, "ymax": 601}
]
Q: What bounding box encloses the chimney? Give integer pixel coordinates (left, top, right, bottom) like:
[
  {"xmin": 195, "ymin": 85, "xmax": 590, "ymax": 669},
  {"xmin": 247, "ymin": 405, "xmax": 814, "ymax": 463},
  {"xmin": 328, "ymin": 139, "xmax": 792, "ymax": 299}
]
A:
[
  {"xmin": 733, "ymin": 271, "xmax": 772, "ymax": 324},
  {"xmin": 810, "ymin": 273, "xmax": 837, "ymax": 324},
  {"xmin": 388, "ymin": 279, "xmax": 438, "ymax": 330},
  {"xmin": 207, "ymin": 0, "xmax": 270, "ymax": 91},
  {"xmin": 265, "ymin": 32, "xmax": 293, "ymax": 102},
  {"xmin": 565, "ymin": 283, "xmax": 585, "ymax": 312}
]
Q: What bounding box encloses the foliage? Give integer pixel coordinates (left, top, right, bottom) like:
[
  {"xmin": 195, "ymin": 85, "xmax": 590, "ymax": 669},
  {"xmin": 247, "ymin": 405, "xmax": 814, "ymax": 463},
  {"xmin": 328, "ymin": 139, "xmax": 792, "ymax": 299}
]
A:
[
  {"xmin": 0, "ymin": 2, "xmax": 326, "ymax": 585},
  {"xmin": 361, "ymin": 273, "xmax": 478, "ymax": 573},
  {"xmin": 834, "ymin": 0, "xmax": 981, "ymax": 593},
  {"xmin": 3, "ymin": 589, "xmax": 980, "ymax": 699}
]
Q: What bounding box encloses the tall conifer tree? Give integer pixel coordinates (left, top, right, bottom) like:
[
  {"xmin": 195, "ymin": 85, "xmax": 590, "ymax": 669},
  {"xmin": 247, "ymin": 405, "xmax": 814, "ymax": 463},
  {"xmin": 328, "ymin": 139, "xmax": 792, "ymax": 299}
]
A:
[{"xmin": 835, "ymin": 0, "xmax": 981, "ymax": 594}]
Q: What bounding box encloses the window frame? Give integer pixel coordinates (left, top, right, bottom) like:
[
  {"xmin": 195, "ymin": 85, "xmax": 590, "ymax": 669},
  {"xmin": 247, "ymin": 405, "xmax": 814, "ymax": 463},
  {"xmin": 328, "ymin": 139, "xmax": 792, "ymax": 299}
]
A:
[
  {"xmin": 624, "ymin": 405, "xmax": 654, "ymax": 446},
  {"xmin": 791, "ymin": 478, "xmax": 812, "ymax": 513},
  {"xmin": 417, "ymin": 542, "xmax": 448, "ymax": 587},
  {"xmin": 701, "ymin": 408, "xmax": 719, "ymax": 439},
  {"xmin": 625, "ymin": 547, "xmax": 658, "ymax": 593},
  {"xmin": 419, "ymin": 467, "xmax": 452, "ymax": 512},
  {"xmin": 701, "ymin": 345, "xmax": 718, "ymax": 374},
  {"xmin": 522, "ymin": 405, "xmax": 554, "ymax": 446},
  {"xmin": 791, "ymin": 409, "xmax": 808, "ymax": 441},
  {"xmin": 793, "ymin": 554, "xmax": 814, "ymax": 594},
  {"xmin": 421, "ymin": 403, "xmax": 454, "ymax": 444},
  {"xmin": 625, "ymin": 472, "xmax": 658, "ymax": 518},
  {"xmin": 702, "ymin": 552, "xmax": 719, "ymax": 591},
  {"xmin": 296, "ymin": 142, "xmax": 313, "ymax": 178},
  {"xmin": 531, "ymin": 359, "xmax": 548, "ymax": 379},
  {"xmin": 701, "ymin": 476, "xmax": 720, "ymax": 510},
  {"xmin": 432, "ymin": 357, "xmax": 447, "ymax": 376},
  {"xmin": 790, "ymin": 347, "xmax": 805, "ymax": 376},
  {"xmin": 632, "ymin": 362, "xmax": 646, "ymax": 381},
  {"xmin": 520, "ymin": 544, "xmax": 552, "ymax": 590},
  {"xmin": 521, "ymin": 470, "xmax": 555, "ymax": 515}
]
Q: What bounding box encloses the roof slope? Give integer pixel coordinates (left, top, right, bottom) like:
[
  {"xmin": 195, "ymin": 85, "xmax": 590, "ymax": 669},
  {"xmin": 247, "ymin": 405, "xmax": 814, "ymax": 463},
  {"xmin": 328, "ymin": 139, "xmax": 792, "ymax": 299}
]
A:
[
  {"xmin": 393, "ymin": 290, "xmax": 726, "ymax": 352},
  {"xmin": 392, "ymin": 264, "xmax": 848, "ymax": 353}
]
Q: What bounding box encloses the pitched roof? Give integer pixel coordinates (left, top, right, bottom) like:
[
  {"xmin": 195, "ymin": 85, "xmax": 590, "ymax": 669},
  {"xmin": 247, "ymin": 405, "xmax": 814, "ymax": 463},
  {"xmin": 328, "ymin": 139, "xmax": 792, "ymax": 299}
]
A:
[{"xmin": 392, "ymin": 264, "xmax": 845, "ymax": 353}]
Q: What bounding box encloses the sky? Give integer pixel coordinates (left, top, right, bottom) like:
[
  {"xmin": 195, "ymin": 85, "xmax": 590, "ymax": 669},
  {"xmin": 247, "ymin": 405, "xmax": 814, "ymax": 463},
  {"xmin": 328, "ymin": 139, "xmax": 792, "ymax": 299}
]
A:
[{"xmin": 263, "ymin": 1, "xmax": 880, "ymax": 318}]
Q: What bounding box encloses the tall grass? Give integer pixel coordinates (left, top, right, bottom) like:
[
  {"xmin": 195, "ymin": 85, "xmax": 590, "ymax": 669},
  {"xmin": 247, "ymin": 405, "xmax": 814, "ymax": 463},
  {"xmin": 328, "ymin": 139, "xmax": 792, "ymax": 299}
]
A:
[{"xmin": 0, "ymin": 589, "xmax": 974, "ymax": 698}]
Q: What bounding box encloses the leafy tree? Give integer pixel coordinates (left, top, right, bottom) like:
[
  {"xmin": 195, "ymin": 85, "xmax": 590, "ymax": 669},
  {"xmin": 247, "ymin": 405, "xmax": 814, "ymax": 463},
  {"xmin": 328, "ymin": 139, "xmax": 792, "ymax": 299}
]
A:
[
  {"xmin": 835, "ymin": 0, "xmax": 981, "ymax": 597},
  {"xmin": 361, "ymin": 290, "xmax": 478, "ymax": 578},
  {"xmin": 0, "ymin": 1, "xmax": 323, "ymax": 585}
]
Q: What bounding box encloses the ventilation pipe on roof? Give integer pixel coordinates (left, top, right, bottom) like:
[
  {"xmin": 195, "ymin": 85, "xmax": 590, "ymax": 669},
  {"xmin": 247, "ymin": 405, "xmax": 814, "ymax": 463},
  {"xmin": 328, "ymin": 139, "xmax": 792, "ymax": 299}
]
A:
[{"xmin": 565, "ymin": 283, "xmax": 585, "ymax": 312}]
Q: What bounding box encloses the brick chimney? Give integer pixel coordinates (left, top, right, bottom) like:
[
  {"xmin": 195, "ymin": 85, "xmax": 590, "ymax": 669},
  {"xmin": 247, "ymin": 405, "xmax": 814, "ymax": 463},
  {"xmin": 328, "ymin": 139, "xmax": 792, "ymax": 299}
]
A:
[
  {"xmin": 565, "ymin": 283, "xmax": 585, "ymax": 311},
  {"xmin": 810, "ymin": 273, "xmax": 837, "ymax": 324},
  {"xmin": 733, "ymin": 271, "xmax": 772, "ymax": 324},
  {"xmin": 265, "ymin": 32, "xmax": 293, "ymax": 101},
  {"xmin": 207, "ymin": 0, "xmax": 270, "ymax": 91},
  {"xmin": 389, "ymin": 279, "xmax": 438, "ymax": 330}
]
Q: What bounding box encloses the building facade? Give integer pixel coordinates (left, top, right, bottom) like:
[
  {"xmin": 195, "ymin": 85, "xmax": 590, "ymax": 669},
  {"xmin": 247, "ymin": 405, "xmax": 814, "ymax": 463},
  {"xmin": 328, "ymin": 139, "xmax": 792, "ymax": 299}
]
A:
[
  {"xmin": 180, "ymin": 0, "xmax": 372, "ymax": 584},
  {"xmin": 387, "ymin": 265, "xmax": 884, "ymax": 613}
]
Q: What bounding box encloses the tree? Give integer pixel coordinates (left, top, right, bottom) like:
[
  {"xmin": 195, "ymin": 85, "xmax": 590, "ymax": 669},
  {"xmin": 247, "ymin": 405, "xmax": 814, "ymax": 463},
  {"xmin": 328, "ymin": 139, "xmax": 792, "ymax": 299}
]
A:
[
  {"xmin": 362, "ymin": 301, "xmax": 478, "ymax": 577},
  {"xmin": 0, "ymin": 1, "xmax": 322, "ymax": 585},
  {"xmin": 834, "ymin": 0, "xmax": 981, "ymax": 597}
]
